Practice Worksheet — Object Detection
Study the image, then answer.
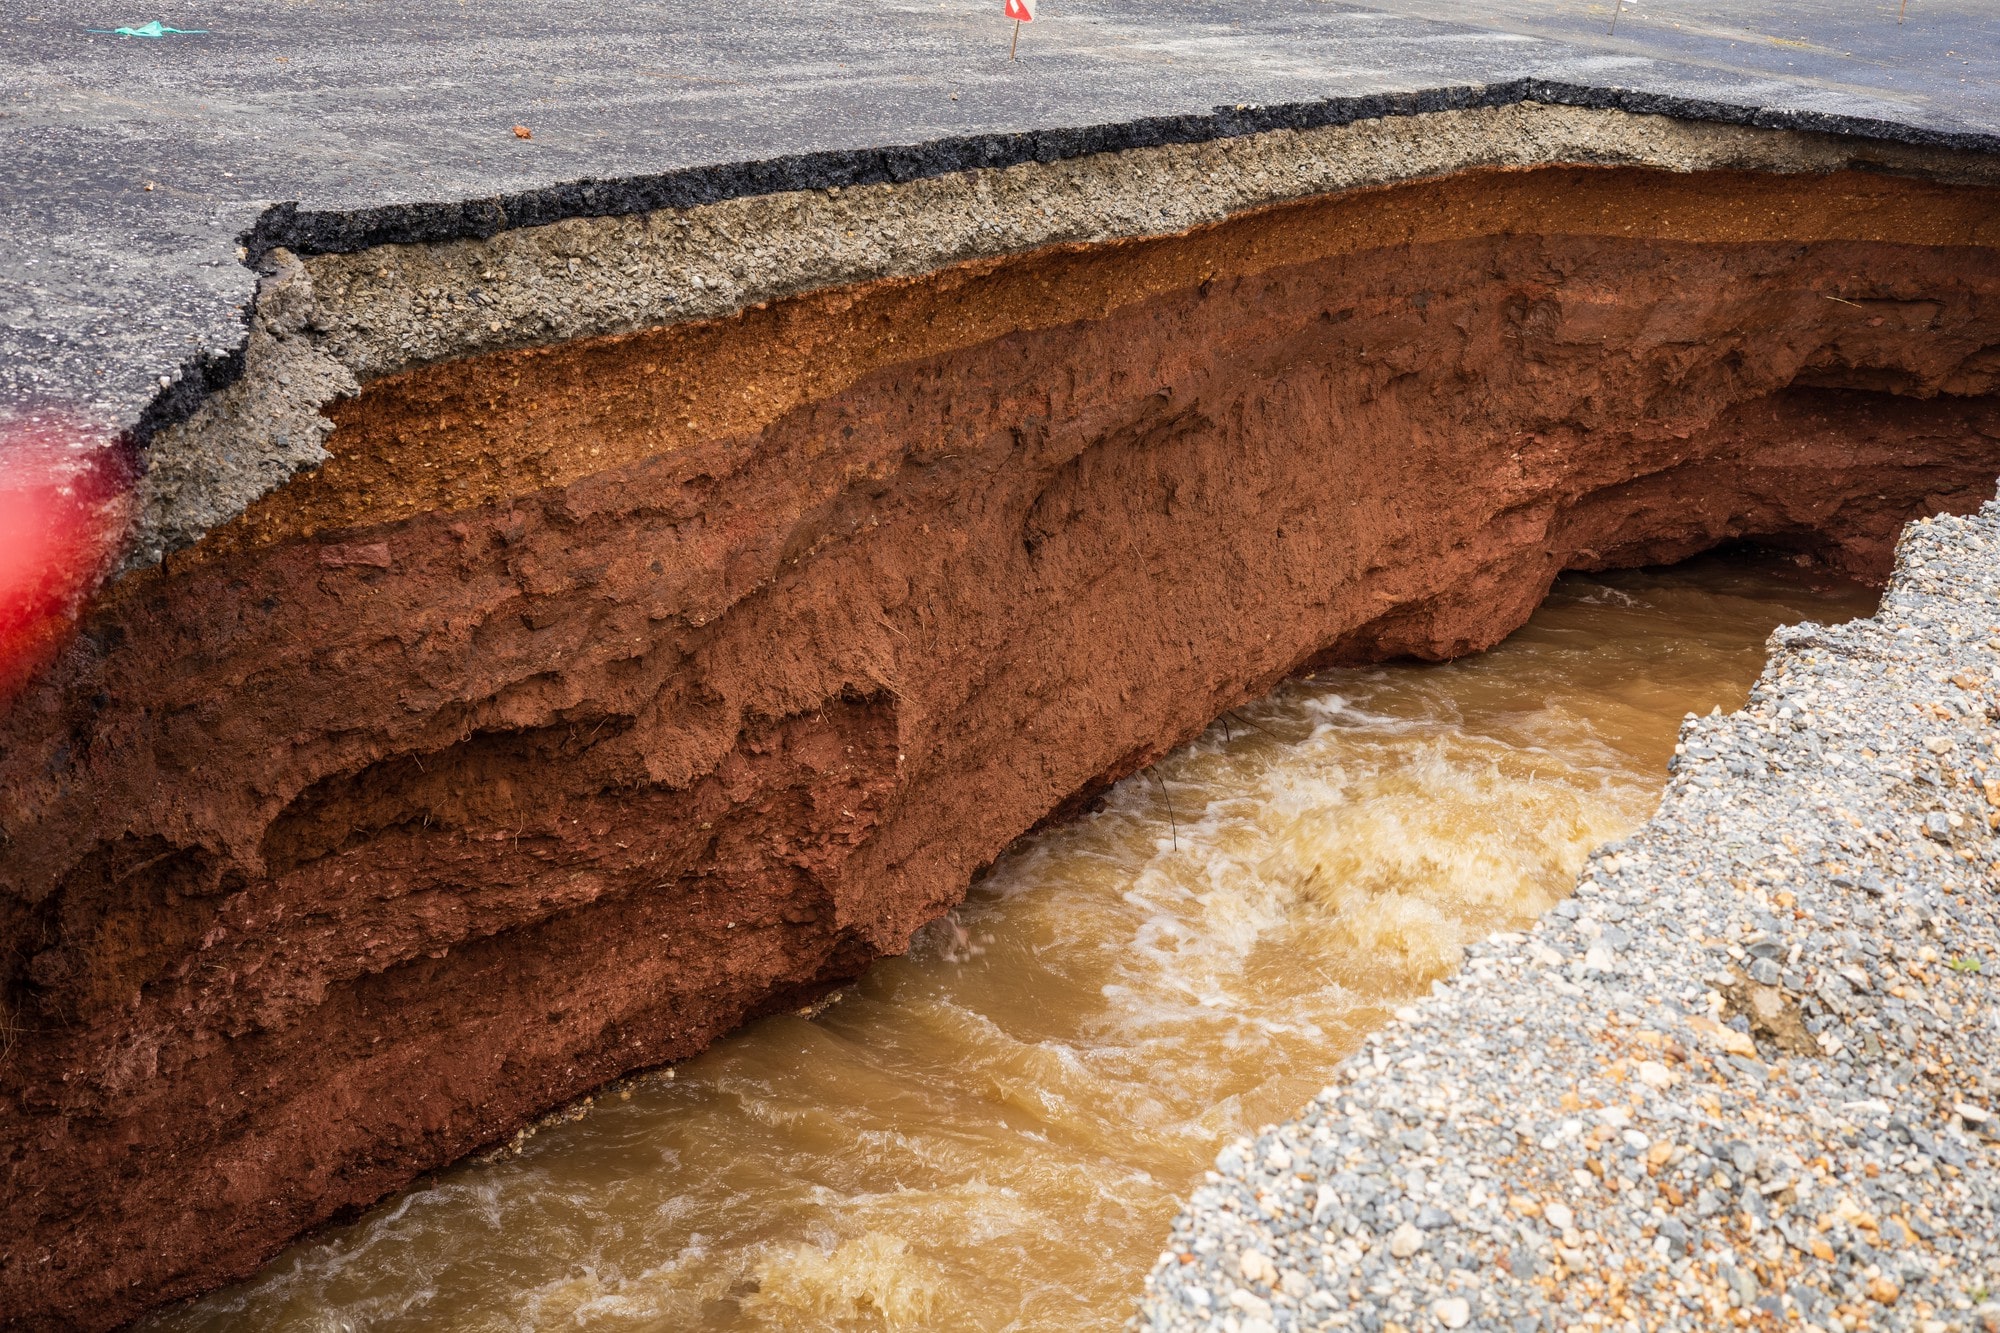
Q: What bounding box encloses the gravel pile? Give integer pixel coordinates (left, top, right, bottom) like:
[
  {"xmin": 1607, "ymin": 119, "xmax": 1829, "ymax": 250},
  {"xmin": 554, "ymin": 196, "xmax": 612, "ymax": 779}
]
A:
[{"xmin": 1136, "ymin": 497, "xmax": 2000, "ymax": 1333}]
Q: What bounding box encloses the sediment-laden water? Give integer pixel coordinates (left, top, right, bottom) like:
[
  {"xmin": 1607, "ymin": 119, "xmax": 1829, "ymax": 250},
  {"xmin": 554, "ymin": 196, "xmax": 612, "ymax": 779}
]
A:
[{"xmin": 154, "ymin": 556, "xmax": 1877, "ymax": 1333}]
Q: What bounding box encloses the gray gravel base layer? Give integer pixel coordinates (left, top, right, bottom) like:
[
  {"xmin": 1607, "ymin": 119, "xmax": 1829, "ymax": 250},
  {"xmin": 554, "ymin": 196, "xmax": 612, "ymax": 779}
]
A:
[
  {"xmin": 123, "ymin": 103, "xmax": 2000, "ymax": 571},
  {"xmin": 10, "ymin": 0, "xmax": 2000, "ymax": 440},
  {"xmin": 1136, "ymin": 497, "xmax": 2000, "ymax": 1333}
]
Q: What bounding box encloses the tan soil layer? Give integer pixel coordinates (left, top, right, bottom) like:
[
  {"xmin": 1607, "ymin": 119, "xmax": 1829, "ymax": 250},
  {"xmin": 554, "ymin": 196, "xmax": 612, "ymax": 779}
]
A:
[
  {"xmin": 208, "ymin": 167, "xmax": 2000, "ymax": 551},
  {"xmin": 4, "ymin": 165, "xmax": 2000, "ymax": 1330}
]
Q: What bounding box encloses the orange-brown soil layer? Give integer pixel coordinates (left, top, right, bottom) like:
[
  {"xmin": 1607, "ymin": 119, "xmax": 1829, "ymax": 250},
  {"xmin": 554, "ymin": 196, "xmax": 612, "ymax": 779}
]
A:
[{"xmin": 4, "ymin": 165, "xmax": 2000, "ymax": 1330}]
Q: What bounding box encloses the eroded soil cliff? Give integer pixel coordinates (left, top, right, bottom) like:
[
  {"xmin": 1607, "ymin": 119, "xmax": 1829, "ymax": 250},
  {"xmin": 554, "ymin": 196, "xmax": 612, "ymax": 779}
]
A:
[{"xmin": 5, "ymin": 165, "xmax": 2000, "ymax": 1329}]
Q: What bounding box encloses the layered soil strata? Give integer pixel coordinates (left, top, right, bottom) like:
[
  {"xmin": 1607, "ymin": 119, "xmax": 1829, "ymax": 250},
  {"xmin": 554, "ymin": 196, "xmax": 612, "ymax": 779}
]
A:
[
  {"xmin": 4, "ymin": 163, "xmax": 2000, "ymax": 1328},
  {"xmin": 125, "ymin": 102, "xmax": 2000, "ymax": 569}
]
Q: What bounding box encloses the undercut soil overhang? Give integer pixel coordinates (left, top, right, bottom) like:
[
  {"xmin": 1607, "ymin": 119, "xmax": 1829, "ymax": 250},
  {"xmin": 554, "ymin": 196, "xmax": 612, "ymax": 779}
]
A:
[{"xmin": 4, "ymin": 106, "xmax": 2000, "ymax": 1331}]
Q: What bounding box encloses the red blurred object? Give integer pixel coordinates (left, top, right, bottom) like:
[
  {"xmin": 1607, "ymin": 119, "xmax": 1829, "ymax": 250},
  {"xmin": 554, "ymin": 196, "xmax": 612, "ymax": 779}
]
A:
[{"xmin": 0, "ymin": 411, "xmax": 136, "ymax": 709}]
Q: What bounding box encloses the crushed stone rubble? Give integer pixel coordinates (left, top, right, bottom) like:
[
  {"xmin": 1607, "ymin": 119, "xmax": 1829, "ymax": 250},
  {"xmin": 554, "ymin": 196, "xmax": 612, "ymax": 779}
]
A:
[{"xmin": 1137, "ymin": 497, "xmax": 2000, "ymax": 1333}]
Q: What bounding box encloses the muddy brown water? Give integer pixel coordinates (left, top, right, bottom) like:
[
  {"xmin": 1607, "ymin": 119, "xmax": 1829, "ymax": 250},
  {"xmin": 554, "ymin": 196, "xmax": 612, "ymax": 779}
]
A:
[{"xmin": 151, "ymin": 555, "xmax": 1877, "ymax": 1333}]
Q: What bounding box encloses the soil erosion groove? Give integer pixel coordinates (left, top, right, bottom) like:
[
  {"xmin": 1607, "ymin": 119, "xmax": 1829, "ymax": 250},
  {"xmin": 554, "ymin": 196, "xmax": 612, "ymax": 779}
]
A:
[{"xmin": 4, "ymin": 164, "xmax": 2000, "ymax": 1330}]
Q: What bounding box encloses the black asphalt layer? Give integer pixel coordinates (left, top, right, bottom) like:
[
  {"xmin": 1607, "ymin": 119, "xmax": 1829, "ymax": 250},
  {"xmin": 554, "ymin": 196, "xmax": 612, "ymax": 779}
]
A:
[{"xmin": 4, "ymin": 0, "xmax": 1998, "ymax": 444}]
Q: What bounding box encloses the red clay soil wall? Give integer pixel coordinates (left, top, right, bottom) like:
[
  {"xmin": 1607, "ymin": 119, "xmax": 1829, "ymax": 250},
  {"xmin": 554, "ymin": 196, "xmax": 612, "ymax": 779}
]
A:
[{"xmin": 5, "ymin": 166, "xmax": 2000, "ymax": 1329}]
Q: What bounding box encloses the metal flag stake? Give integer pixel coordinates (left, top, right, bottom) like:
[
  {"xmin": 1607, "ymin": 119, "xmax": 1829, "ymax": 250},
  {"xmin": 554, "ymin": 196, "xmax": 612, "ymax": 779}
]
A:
[{"xmin": 1005, "ymin": 0, "xmax": 1035, "ymax": 59}]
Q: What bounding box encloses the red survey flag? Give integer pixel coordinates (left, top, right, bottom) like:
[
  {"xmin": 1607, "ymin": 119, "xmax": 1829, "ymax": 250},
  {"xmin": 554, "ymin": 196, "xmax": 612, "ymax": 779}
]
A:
[
  {"xmin": 1005, "ymin": 0, "xmax": 1035, "ymax": 19},
  {"xmin": 0, "ymin": 410, "xmax": 134, "ymax": 708}
]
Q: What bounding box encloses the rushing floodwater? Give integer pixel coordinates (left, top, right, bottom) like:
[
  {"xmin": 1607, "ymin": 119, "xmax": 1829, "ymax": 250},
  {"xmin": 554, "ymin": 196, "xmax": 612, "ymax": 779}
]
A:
[{"xmin": 155, "ymin": 555, "xmax": 1879, "ymax": 1333}]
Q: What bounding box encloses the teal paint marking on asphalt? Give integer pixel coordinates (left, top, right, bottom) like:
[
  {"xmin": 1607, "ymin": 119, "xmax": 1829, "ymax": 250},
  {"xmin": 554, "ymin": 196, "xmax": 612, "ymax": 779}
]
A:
[{"xmin": 89, "ymin": 20, "xmax": 208, "ymax": 36}]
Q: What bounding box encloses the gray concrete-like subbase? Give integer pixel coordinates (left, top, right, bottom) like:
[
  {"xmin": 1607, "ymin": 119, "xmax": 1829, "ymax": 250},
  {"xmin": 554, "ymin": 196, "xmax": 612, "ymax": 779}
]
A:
[{"xmin": 2, "ymin": 0, "xmax": 1998, "ymax": 445}]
